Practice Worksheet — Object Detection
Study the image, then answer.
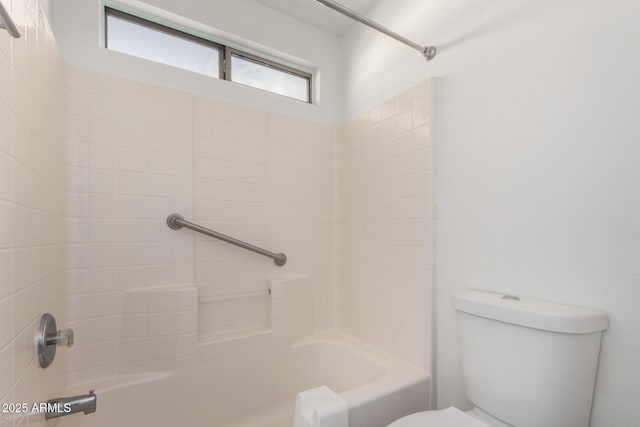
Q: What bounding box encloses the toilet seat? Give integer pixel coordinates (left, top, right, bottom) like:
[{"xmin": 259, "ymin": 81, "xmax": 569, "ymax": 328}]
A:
[{"xmin": 387, "ymin": 407, "xmax": 491, "ymax": 427}]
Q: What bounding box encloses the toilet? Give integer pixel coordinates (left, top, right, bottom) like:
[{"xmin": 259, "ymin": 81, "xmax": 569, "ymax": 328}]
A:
[{"xmin": 389, "ymin": 289, "xmax": 608, "ymax": 427}]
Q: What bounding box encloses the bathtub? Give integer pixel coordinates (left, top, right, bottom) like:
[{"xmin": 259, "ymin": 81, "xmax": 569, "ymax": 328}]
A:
[{"xmin": 57, "ymin": 331, "xmax": 430, "ymax": 427}]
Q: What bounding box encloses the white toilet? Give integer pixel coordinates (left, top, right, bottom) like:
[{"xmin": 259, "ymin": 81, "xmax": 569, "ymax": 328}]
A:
[{"xmin": 389, "ymin": 289, "xmax": 608, "ymax": 427}]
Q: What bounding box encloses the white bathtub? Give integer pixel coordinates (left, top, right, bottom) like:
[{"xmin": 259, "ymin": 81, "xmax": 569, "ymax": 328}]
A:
[{"xmin": 57, "ymin": 331, "xmax": 429, "ymax": 427}]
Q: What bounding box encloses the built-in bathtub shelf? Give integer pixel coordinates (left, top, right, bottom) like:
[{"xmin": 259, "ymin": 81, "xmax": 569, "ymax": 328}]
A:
[
  {"xmin": 199, "ymin": 289, "xmax": 270, "ymax": 304},
  {"xmin": 197, "ymin": 275, "xmax": 314, "ymax": 350},
  {"xmin": 198, "ymin": 288, "xmax": 271, "ymax": 341},
  {"xmin": 199, "ymin": 326, "xmax": 272, "ymax": 346}
]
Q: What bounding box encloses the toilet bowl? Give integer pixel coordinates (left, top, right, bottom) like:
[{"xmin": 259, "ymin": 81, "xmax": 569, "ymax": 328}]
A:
[
  {"xmin": 386, "ymin": 290, "xmax": 608, "ymax": 427},
  {"xmin": 388, "ymin": 407, "xmax": 509, "ymax": 427}
]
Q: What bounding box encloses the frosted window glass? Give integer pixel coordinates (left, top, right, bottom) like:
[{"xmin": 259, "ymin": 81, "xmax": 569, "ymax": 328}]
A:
[
  {"xmin": 231, "ymin": 54, "xmax": 310, "ymax": 102},
  {"xmin": 106, "ymin": 13, "xmax": 220, "ymax": 78}
]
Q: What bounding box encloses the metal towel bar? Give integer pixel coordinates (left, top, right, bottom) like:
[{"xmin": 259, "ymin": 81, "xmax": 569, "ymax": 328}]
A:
[{"xmin": 166, "ymin": 213, "xmax": 287, "ymax": 266}]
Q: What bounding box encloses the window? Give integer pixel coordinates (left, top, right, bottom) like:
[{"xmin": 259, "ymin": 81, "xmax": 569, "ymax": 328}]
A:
[
  {"xmin": 104, "ymin": 7, "xmax": 312, "ymax": 103},
  {"xmin": 229, "ymin": 52, "xmax": 311, "ymax": 103},
  {"xmin": 105, "ymin": 8, "xmax": 222, "ymax": 78}
]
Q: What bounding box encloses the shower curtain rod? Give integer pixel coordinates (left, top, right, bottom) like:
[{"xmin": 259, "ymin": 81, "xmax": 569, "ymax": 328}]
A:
[
  {"xmin": 0, "ymin": 1, "xmax": 20, "ymax": 38},
  {"xmin": 314, "ymin": 0, "xmax": 435, "ymax": 60}
]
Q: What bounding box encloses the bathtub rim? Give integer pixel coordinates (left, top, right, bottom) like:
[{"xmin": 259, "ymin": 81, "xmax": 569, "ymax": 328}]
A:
[{"xmin": 291, "ymin": 330, "xmax": 430, "ymax": 408}]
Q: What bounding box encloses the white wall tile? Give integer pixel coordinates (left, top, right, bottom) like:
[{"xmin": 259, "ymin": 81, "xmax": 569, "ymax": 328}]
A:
[
  {"xmin": 88, "ymin": 317, "xmax": 120, "ymax": 343},
  {"xmin": 147, "ymin": 291, "xmax": 175, "ymax": 313},
  {"xmin": 89, "ymin": 143, "xmax": 118, "ymax": 169},
  {"xmin": 88, "ymin": 219, "xmax": 118, "ymax": 243},
  {"xmin": 88, "ymin": 193, "xmax": 117, "ymax": 218},
  {"xmin": 339, "ymin": 80, "xmax": 435, "ymax": 371},
  {"xmin": 88, "ymin": 244, "xmax": 118, "ymax": 268},
  {"xmin": 0, "ymin": 0, "xmax": 68, "ymax": 416},
  {"xmin": 146, "ymin": 336, "xmax": 176, "ymax": 360},
  {"xmin": 88, "ymin": 292, "xmax": 120, "ymax": 317},
  {"xmin": 175, "ymin": 311, "xmax": 197, "ymax": 335},
  {"xmin": 88, "ymin": 268, "xmax": 118, "ymax": 293},
  {"xmin": 0, "ymin": 343, "xmax": 13, "ymax": 399},
  {"xmin": 122, "ymin": 291, "xmax": 147, "ymax": 314},
  {"xmin": 118, "ymin": 148, "xmax": 147, "ymax": 172},
  {"xmin": 118, "ymin": 196, "xmax": 146, "ymax": 219},
  {"xmin": 89, "ymin": 168, "xmax": 118, "ymax": 194},
  {"xmin": 121, "ymin": 314, "xmax": 146, "ymax": 338},
  {"xmin": 147, "ymin": 313, "xmax": 175, "ymax": 336},
  {"xmin": 0, "ymin": 297, "xmax": 12, "ymax": 350},
  {"xmin": 58, "ymin": 61, "xmax": 340, "ymax": 382},
  {"xmin": 88, "ymin": 341, "xmax": 118, "ymax": 368},
  {"xmin": 66, "ymin": 295, "xmax": 88, "ymax": 321}
]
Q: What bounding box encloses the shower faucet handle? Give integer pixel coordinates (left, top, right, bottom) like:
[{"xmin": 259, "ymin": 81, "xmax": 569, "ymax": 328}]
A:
[
  {"xmin": 37, "ymin": 314, "xmax": 74, "ymax": 368},
  {"xmin": 49, "ymin": 328, "xmax": 74, "ymax": 348}
]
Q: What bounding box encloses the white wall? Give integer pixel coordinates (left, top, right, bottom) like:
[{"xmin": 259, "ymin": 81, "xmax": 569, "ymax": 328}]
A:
[
  {"xmin": 63, "ymin": 67, "xmax": 198, "ymax": 381},
  {"xmin": 339, "ymin": 79, "xmax": 435, "ymax": 375},
  {"xmin": 63, "ymin": 65, "xmax": 338, "ymax": 383},
  {"xmin": 52, "ymin": 0, "xmax": 342, "ymax": 125},
  {"xmin": 343, "ymin": 0, "xmax": 640, "ymax": 425},
  {"xmin": 0, "ymin": 0, "xmax": 68, "ymax": 424}
]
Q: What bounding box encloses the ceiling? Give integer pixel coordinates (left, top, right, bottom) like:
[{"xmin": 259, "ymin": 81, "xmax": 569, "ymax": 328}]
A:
[{"xmin": 255, "ymin": 0, "xmax": 379, "ymax": 36}]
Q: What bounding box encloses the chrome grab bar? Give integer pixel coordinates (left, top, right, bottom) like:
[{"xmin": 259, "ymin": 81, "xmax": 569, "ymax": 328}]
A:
[{"xmin": 166, "ymin": 214, "xmax": 287, "ymax": 266}]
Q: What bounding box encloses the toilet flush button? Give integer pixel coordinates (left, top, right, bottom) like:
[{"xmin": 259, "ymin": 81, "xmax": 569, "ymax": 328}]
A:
[{"xmin": 502, "ymin": 295, "xmax": 520, "ymax": 301}]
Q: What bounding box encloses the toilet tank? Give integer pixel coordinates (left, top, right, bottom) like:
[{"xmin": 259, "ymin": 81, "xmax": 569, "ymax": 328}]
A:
[{"xmin": 454, "ymin": 290, "xmax": 608, "ymax": 427}]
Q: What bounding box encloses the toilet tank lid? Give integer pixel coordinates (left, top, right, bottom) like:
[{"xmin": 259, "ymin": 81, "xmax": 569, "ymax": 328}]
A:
[{"xmin": 453, "ymin": 290, "xmax": 609, "ymax": 334}]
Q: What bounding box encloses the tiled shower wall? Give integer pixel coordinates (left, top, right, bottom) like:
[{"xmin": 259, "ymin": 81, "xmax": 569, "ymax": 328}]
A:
[
  {"xmin": 1, "ymin": 0, "xmax": 434, "ymax": 402},
  {"xmin": 339, "ymin": 79, "xmax": 436, "ymax": 372},
  {"xmin": 0, "ymin": 0, "xmax": 67, "ymax": 425},
  {"xmin": 63, "ymin": 68, "xmax": 196, "ymax": 382},
  {"xmin": 63, "ymin": 67, "xmax": 339, "ymax": 383},
  {"xmin": 193, "ymin": 101, "xmax": 338, "ymax": 340}
]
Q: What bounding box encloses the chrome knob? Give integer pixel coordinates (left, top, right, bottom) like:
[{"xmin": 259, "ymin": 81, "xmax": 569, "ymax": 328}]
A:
[
  {"xmin": 47, "ymin": 328, "xmax": 74, "ymax": 347},
  {"xmin": 37, "ymin": 314, "xmax": 74, "ymax": 368}
]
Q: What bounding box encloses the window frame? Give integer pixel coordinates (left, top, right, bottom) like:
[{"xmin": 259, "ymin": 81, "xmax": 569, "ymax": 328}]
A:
[
  {"xmin": 104, "ymin": 6, "xmax": 313, "ymax": 103},
  {"xmin": 104, "ymin": 7, "xmax": 225, "ymax": 79},
  {"xmin": 225, "ymin": 47, "xmax": 313, "ymax": 104}
]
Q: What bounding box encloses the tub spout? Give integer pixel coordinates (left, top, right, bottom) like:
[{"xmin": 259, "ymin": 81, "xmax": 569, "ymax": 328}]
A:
[{"xmin": 45, "ymin": 390, "xmax": 97, "ymax": 419}]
